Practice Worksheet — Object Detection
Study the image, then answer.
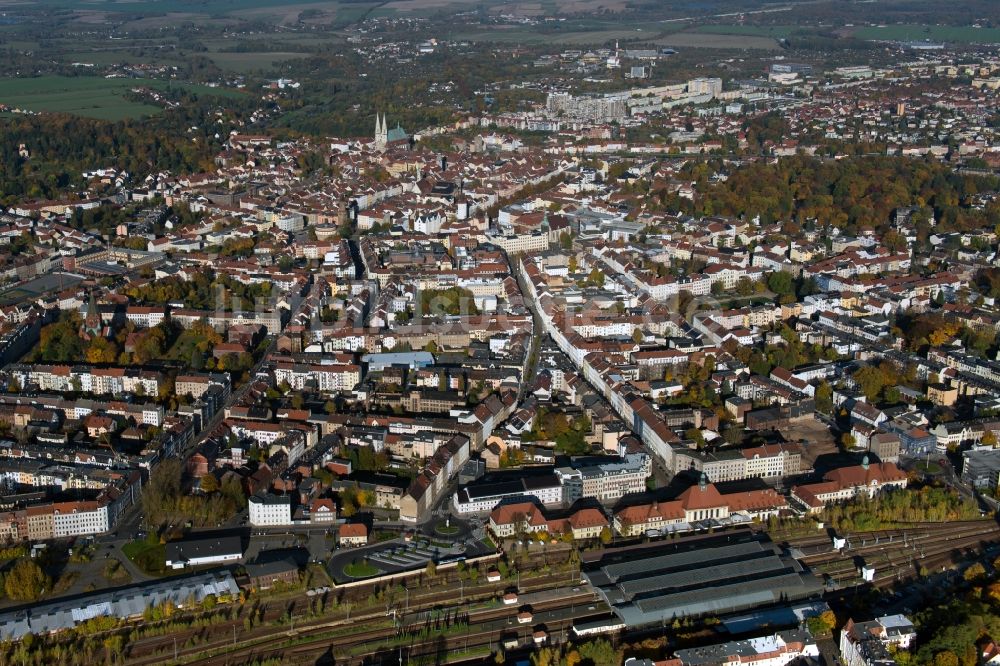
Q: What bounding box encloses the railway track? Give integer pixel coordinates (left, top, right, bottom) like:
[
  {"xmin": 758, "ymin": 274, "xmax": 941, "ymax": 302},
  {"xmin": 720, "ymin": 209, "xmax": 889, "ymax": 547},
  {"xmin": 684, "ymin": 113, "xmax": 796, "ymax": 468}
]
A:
[
  {"xmin": 120, "ymin": 552, "xmax": 577, "ymax": 663},
  {"xmin": 272, "ymin": 616, "xmax": 577, "ymax": 666},
  {"xmin": 109, "ymin": 525, "xmax": 1000, "ymax": 664},
  {"xmin": 783, "ymin": 520, "xmax": 997, "ymax": 556},
  {"xmin": 121, "ymin": 573, "xmax": 590, "ymax": 665},
  {"xmin": 171, "ymin": 590, "xmax": 592, "ymax": 666},
  {"xmin": 799, "ymin": 522, "xmax": 994, "ymax": 562},
  {"xmin": 791, "ymin": 519, "xmax": 1000, "ymax": 589}
]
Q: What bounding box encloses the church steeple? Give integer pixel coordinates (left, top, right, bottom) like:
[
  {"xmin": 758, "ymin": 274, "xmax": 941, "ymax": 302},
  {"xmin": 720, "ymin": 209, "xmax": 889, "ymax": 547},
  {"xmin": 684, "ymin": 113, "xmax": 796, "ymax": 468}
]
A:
[
  {"xmin": 375, "ymin": 113, "xmax": 388, "ymax": 152},
  {"xmin": 81, "ymin": 290, "xmax": 103, "ymax": 340}
]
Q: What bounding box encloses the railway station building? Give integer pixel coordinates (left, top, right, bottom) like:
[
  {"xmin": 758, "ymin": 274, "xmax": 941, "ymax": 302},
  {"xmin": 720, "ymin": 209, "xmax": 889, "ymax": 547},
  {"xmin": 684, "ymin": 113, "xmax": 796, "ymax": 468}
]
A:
[{"xmin": 581, "ymin": 529, "xmax": 822, "ymax": 628}]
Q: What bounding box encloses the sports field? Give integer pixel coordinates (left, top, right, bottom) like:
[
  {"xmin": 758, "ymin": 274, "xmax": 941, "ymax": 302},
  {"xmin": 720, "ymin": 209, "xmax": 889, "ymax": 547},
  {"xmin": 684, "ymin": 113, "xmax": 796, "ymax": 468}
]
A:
[{"xmin": 0, "ymin": 76, "xmax": 243, "ymax": 120}]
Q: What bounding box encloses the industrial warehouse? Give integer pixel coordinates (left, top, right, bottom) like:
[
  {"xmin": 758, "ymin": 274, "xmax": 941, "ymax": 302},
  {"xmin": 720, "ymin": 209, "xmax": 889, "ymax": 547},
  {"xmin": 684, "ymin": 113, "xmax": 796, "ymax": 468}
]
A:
[
  {"xmin": 0, "ymin": 571, "xmax": 240, "ymax": 640},
  {"xmin": 581, "ymin": 529, "xmax": 823, "ymax": 628}
]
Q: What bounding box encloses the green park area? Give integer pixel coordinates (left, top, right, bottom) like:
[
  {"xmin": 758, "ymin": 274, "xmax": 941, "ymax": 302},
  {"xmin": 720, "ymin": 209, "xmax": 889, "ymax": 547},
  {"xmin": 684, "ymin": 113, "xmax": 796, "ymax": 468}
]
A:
[
  {"xmin": 343, "ymin": 559, "xmax": 381, "ymax": 579},
  {"xmin": 434, "ymin": 520, "xmax": 460, "ymax": 536},
  {"xmin": 122, "ymin": 537, "xmax": 167, "ymax": 576},
  {"xmin": 850, "ymin": 24, "xmax": 1000, "ymax": 44},
  {"xmin": 0, "ymin": 76, "xmax": 243, "ymax": 121},
  {"xmin": 916, "ymin": 461, "xmax": 944, "ymax": 475},
  {"xmin": 693, "ymin": 22, "xmax": 1000, "ymax": 46},
  {"xmin": 691, "ymin": 24, "xmax": 801, "ymax": 37}
]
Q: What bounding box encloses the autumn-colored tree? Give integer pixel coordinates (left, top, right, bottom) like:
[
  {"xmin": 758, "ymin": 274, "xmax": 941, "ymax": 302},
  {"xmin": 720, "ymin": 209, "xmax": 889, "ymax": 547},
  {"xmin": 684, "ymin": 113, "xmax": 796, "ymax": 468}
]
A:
[
  {"xmin": 200, "ymin": 473, "xmax": 219, "ymax": 493},
  {"xmin": 815, "ymin": 381, "xmax": 833, "ymax": 414},
  {"xmin": 928, "ymin": 321, "xmax": 960, "ymax": 347},
  {"xmin": 86, "ymin": 336, "xmax": 120, "ymax": 365},
  {"xmin": 934, "ymin": 650, "xmax": 960, "ymax": 666},
  {"xmin": 820, "ymin": 610, "xmax": 837, "ymax": 631},
  {"xmin": 963, "ymin": 562, "xmax": 986, "ymax": 582},
  {"xmin": 103, "ymin": 635, "xmax": 124, "ymax": 665},
  {"xmin": 4, "ymin": 558, "xmax": 51, "ymax": 601},
  {"xmin": 530, "ymin": 648, "xmax": 556, "ymax": 666}
]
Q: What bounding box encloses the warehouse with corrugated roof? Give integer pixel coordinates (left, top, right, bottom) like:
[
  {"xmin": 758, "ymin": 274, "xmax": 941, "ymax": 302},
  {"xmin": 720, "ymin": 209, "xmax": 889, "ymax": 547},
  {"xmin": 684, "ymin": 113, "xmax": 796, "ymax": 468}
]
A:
[{"xmin": 0, "ymin": 570, "xmax": 240, "ymax": 640}]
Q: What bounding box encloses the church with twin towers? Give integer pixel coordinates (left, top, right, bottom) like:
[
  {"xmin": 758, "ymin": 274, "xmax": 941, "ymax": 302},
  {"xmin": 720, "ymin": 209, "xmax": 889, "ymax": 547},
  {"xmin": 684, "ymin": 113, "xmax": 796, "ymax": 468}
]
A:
[{"xmin": 374, "ymin": 113, "xmax": 410, "ymax": 152}]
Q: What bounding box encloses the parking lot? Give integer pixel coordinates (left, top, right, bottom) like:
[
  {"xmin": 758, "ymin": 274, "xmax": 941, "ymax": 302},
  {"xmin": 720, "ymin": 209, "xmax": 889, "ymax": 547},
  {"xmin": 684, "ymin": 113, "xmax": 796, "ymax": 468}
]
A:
[{"xmin": 328, "ymin": 535, "xmax": 466, "ymax": 584}]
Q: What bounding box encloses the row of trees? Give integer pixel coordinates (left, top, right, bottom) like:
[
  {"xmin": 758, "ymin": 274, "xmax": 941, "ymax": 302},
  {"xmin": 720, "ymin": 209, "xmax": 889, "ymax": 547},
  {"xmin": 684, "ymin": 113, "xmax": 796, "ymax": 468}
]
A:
[
  {"xmin": 522, "ymin": 638, "xmax": 621, "ymax": 666},
  {"xmin": 822, "ymin": 486, "xmax": 980, "ymax": 531}
]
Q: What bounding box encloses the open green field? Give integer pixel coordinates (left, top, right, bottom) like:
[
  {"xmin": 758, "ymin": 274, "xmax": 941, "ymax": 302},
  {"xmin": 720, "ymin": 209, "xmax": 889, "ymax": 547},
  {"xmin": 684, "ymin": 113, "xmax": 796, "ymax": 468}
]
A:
[
  {"xmin": 61, "ymin": 50, "xmax": 189, "ymax": 67},
  {"xmin": 206, "ymin": 51, "xmax": 309, "ymax": 73},
  {"xmin": 123, "ymin": 538, "xmax": 166, "ymax": 576},
  {"xmin": 850, "ymin": 24, "xmax": 1000, "ymax": 44},
  {"xmin": 549, "ymin": 28, "xmax": 656, "ymax": 45},
  {"xmin": 0, "ymin": 76, "xmax": 243, "ymax": 120},
  {"xmin": 0, "ymin": 38, "xmax": 43, "ymax": 50},
  {"xmin": 200, "ymin": 34, "xmax": 340, "ymax": 50},
  {"xmin": 449, "ymin": 26, "xmax": 655, "ymax": 44},
  {"xmin": 0, "ymin": 0, "xmax": 387, "ymax": 29},
  {"xmin": 201, "ymin": 32, "xmax": 343, "ymax": 53},
  {"xmin": 0, "ymin": 0, "xmax": 344, "ymax": 14},
  {"xmin": 692, "ymin": 24, "xmax": 802, "ymax": 37},
  {"xmin": 655, "ymin": 31, "xmax": 780, "ymax": 50}
]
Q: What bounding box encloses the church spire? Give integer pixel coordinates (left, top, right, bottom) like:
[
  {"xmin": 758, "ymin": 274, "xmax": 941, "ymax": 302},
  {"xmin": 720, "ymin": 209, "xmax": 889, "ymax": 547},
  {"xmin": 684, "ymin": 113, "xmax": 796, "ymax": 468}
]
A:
[
  {"xmin": 375, "ymin": 113, "xmax": 388, "ymax": 151},
  {"xmin": 82, "ymin": 290, "xmax": 103, "ymax": 340}
]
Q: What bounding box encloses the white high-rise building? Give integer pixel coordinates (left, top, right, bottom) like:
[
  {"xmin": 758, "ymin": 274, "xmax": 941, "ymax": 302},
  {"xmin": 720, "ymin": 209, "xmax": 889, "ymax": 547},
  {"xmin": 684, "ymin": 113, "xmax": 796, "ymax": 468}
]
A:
[{"xmin": 687, "ymin": 77, "xmax": 723, "ymax": 98}]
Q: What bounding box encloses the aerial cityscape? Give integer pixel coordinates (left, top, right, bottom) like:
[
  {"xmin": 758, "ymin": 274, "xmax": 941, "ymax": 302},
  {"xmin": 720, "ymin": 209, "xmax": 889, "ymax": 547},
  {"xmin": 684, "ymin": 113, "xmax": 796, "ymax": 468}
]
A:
[{"xmin": 1, "ymin": 0, "xmax": 1000, "ymax": 664}]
